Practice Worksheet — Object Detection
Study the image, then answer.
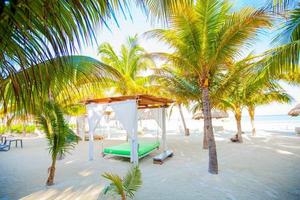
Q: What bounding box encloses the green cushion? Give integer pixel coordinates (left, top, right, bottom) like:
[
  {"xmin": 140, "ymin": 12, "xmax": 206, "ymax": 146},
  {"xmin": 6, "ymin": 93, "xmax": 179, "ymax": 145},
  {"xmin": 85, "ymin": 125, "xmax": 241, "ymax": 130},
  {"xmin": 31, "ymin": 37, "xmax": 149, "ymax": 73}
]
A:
[{"xmin": 103, "ymin": 141, "xmax": 160, "ymax": 158}]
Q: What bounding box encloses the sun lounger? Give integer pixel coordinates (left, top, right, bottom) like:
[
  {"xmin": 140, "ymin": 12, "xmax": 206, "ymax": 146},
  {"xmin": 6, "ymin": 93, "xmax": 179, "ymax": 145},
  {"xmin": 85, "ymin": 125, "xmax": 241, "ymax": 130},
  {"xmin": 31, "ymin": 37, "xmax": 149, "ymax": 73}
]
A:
[
  {"xmin": 0, "ymin": 140, "xmax": 10, "ymax": 151},
  {"xmin": 6, "ymin": 138, "xmax": 23, "ymax": 148}
]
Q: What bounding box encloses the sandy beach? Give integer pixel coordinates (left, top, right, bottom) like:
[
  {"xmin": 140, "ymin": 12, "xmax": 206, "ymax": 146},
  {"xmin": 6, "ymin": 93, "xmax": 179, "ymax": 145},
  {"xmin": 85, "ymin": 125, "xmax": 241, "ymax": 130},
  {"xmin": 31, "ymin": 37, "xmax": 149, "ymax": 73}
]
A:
[{"xmin": 1, "ymin": 127, "xmax": 300, "ymax": 200}]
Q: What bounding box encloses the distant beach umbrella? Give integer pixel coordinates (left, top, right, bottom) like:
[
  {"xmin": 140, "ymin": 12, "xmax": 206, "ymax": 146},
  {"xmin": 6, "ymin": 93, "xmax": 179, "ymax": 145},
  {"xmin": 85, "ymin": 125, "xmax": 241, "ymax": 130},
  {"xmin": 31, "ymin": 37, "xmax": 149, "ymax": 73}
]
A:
[
  {"xmin": 193, "ymin": 110, "xmax": 229, "ymax": 120},
  {"xmin": 288, "ymin": 104, "xmax": 300, "ymax": 116}
]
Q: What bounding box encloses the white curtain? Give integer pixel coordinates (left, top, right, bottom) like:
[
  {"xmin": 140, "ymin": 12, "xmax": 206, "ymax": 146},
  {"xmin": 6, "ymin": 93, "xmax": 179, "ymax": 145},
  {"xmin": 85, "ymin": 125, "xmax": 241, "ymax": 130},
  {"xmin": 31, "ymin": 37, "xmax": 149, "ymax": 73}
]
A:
[
  {"xmin": 86, "ymin": 100, "xmax": 139, "ymax": 164},
  {"xmin": 110, "ymin": 100, "xmax": 138, "ymax": 164},
  {"xmin": 87, "ymin": 103, "xmax": 105, "ymax": 132},
  {"xmin": 87, "ymin": 103, "xmax": 105, "ymax": 160}
]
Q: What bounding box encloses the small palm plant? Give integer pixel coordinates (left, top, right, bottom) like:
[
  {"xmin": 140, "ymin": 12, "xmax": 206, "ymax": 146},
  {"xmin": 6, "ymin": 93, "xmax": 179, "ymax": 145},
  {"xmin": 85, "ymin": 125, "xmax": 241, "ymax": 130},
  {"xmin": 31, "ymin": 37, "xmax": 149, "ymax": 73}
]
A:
[
  {"xmin": 102, "ymin": 166, "xmax": 142, "ymax": 200},
  {"xmin": 36, "ymin": 101, "xmax": 79, "ymax": 186}
]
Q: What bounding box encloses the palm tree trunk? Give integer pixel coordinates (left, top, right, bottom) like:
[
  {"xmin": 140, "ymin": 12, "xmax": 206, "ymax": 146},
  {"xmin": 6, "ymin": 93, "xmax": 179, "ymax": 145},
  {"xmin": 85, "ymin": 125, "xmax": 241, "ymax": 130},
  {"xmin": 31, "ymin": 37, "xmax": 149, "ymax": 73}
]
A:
[
  {"xmin": 46, "ymin": 156, "xmax": 57, "ymax": 186},
  {"xmin": 202, "ymin": 86, "xmax": 218, "ymax": 174},
  {"xmin": 248, "ymin": 106, "xmax": 256, "ymax": 136},
  {"xmin": 178, "ymin": 104, "xmax": 189, "ymax": 136},
  {"xmin": 234, "ymin": 109, "xmax": 243, "ymax": 143},
  {"xmin": 121, "ymin": 192, "xmax": 126, "ymax": 200},
  {"xmin": 203, "ymin": 128, "xmax": 208, "ymax": 149},
  {"xmin": 202, "ymin": 107, "xmax": 208, "ymax": 149}
]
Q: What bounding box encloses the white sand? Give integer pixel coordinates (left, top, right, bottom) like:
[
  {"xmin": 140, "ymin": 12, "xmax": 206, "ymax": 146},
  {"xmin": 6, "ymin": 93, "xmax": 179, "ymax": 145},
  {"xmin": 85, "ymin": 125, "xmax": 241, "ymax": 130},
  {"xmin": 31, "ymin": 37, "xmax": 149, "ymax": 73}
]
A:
[{"xmin": 1, "ymin": 130, "xmax": 300, "ymax": 200}]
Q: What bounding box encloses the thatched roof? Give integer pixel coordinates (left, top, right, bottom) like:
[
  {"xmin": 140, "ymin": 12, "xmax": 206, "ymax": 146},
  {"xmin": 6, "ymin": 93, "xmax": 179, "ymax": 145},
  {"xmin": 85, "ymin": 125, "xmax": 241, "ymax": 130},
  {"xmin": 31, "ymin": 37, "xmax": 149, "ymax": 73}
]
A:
[
  {"xmin": 288, "ymin": 104, "xmax": 300, "ymax": 116},
  {"xmin": 193, "ymin": 110, "xmax": 229, "ymax": 120}
]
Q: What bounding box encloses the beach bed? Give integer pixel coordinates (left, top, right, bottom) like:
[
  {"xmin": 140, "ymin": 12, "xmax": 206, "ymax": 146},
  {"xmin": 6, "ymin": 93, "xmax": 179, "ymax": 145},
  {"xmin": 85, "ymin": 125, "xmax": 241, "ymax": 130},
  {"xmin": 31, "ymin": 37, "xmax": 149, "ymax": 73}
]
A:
[{"xmin": 103, "ymin": 141, "xmax": 160, "ymax": 159}]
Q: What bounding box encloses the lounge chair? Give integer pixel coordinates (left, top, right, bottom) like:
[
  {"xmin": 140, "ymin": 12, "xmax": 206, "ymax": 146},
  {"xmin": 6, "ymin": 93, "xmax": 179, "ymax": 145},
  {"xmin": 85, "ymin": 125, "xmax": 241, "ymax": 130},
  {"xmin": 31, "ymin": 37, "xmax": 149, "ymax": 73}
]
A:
[{"xmin": 0, "ymin": 140, "xmax": 10, "ymax": 151}]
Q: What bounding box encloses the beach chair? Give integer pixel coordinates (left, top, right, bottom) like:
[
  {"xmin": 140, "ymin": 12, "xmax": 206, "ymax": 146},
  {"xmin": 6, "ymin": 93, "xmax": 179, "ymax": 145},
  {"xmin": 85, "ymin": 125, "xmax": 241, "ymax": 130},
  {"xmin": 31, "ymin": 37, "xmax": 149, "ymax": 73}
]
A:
[{"xmin": 0, "ymin": 140, "xmax": 10, "ymax": 151}]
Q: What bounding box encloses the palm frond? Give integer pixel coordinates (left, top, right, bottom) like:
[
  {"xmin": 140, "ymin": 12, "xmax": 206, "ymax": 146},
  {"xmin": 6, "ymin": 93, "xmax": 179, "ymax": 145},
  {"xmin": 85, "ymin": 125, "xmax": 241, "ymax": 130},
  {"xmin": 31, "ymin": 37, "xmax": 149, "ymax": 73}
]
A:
[
  {"xmin": 102, "ymin": 172, "xmax": 125, "ymax": 197},
  {"xmin": 123, "ymin": 166, "xmax": 142, "ymax": 199}
]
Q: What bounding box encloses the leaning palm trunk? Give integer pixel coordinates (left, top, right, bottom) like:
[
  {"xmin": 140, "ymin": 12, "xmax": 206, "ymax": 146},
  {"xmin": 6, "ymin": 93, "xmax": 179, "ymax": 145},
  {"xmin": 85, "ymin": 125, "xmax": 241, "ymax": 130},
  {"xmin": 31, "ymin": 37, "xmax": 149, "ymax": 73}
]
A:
[
  {"xmin": 234, "ymin": 109, "xmax": 243, "ymax": 143},
  {"xmin": 202, "ymin": 86, "xmax": 218, "ymax": 174},
  {"xmin": 202, "ymin": 107, "xmax": 208, "ymax": 150},
  {"xmin": 248, "ymin": 106, "xmax": 256, "ymax": 136},
  {"xmin": 203, "ymin": 128, "xmax": 208, "ymax": 149},
  {"xmin": 178, "ymin": 104, "xmax": 189, "ymax": 136},
  {"xmin": 47, "ymin": 156, "xmax": 57, "ymax": 186}
]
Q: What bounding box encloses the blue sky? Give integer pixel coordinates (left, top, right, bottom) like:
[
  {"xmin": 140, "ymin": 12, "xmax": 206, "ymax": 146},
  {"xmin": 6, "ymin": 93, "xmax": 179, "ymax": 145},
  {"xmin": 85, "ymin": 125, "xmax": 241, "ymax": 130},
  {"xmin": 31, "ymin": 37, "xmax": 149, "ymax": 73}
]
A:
[{"xmin": 80, "ymin": 0, "xmax": 300, "ymax": 116}]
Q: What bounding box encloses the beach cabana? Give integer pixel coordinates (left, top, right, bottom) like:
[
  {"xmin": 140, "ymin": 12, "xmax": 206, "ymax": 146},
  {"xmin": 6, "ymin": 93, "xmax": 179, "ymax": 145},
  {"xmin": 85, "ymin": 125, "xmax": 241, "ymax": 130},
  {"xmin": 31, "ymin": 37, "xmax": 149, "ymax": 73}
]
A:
[
  {"xmin": 193, "ymin": 110, "xmax": 229, "ymax": 120},
  {"xmin": 288, "ymin": 104, "xmax": 300, "ymax": 134},
  {"xmin": 288, "ymin": 104, "xmax": 300, "ymax": 116},
  {"xmin": 84, "ymin": 95, "xmax": 174, "ymax": 164}
]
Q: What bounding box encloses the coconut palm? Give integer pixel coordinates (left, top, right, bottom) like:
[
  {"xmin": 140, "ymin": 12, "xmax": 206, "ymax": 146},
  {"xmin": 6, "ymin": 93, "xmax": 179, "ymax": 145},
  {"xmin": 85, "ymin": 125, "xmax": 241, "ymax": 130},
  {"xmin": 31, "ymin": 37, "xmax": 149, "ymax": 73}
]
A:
[
  {"xmin": 1, "ymin": 0, "xmax": 185, "ymax": 112},
  {"xmin": 1, "ymin": 56, "xmax": 118, "ymax": 115},
  {"xmin": 36, "ymin": 101, "xmax": 79, "ymax": 186},
  {"xmin": 102, "ymin": 166, "xmax": 142, "ymax": 200},
  {"xmin": 98, "ymin": 35, "xmax": 155, "ymax": 96},
  {"xmin": 263, "ymin": 1, "xmax": 300, "ymax": 74},
  {"xmin": 139, "ymin": 0, "xmax": 193, "ymax": 22},
  {"xmin": 153, "ymin": 66, "xmax": 201, "ymax": 136},
  {"xmin": 146, "ymin": 0, "xmax": 272, "ymax": 174},
  {"xmin": 0, "ymin": 0, "xmax": 127, "ymax": 104},
  {"xmin": 246, "ymin": 88, "xmax": 291, "ymax": 136},
  {"xmin": 218, "ymin": 72, "xmax": 291, "ymax": 141}
]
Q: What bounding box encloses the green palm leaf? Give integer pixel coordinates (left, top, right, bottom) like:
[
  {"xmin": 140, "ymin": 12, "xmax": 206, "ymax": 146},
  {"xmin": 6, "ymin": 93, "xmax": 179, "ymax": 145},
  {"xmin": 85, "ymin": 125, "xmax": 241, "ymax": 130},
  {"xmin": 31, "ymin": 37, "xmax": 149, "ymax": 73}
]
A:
[{"xmin": 123, "ymin": 166, "xmax": 142, "ymax": 199}]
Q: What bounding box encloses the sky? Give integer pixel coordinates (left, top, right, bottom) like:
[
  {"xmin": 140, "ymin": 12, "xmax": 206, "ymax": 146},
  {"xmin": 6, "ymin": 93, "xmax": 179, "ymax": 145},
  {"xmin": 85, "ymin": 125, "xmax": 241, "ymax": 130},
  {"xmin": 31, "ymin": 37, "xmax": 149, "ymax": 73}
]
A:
[{"xmin": 80, "ymin": 0, "xmax": 300, "ymax": 116}]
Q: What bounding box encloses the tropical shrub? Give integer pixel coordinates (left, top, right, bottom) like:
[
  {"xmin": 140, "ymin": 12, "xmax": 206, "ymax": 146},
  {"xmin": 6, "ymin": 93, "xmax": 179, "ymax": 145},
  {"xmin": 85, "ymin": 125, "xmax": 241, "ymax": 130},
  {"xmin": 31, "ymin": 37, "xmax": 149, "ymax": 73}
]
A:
[
  {"xmin": 102, "ymin": 166, "xmax": 142, "ymax": 200},
  {"xmin": 0, "ymin": 126, "xmax": 7, "ymax": 135},
  {"xmin": 25, "ymin": 125, "xmax": 36, "ymax": 133},
  {"xmin": 10, "ymin": 124, "xmax": 24, "ymax": 134},
  {"xmin": 36, "ymin": 101, "xmax": 79, "ymax": 185}
]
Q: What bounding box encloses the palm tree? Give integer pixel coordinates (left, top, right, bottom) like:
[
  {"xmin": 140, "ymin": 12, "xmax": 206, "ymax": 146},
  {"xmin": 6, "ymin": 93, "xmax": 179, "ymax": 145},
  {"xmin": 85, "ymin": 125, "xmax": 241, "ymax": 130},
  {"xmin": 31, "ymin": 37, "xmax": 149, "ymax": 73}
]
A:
[
  {"xmin": 98, "ymin": 35, "xmax": 155, "ymax": 96},
  {"xmin": 218, "ymin": 69, "xmax": 291, "ymax": 141},
  {"xmin": 36, "ymin": 101, "xmax": 79, "ymax": 186},
  {"xmin": 263, "ymin": 1, "xmax": 300, "ymax": 74},
  {"xmin": 153, "ymin": 67, "xmax": 200, "ymax": 136},
  {"xmin": 246, "ymin": 90, "xmax": 292, "ymax": 136},
  {"xmin": 102, "ymin": 166, "xmax": 142, "ymax": 200},
  {"xmin": 0, "ymin": 0, "xmax": 128, "ymax": 105},
  {"xmin": 1, "ymin": 0, "xmax": 185, "ymax": 111},
  {"xmin": 0, "ymin": 0, "xmax": 199, "ymax": 115},
  {"xmin": 1, "ymin": 56, "xmax": 118, "ymax": 115},
  {"xmin": 146, "ymin": 0, "xmax": 272, "ymax": 174}
]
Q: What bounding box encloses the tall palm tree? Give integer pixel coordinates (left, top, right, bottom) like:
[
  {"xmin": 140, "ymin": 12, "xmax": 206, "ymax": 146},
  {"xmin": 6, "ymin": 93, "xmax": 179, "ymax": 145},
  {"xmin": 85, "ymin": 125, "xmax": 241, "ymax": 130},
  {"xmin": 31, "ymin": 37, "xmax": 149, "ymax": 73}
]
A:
[
  {"xmin": 146, "ymin": 0, "xmax": 272, "ymax": 174},
  {"xmin": 36, "ymin": 101, "xmax": 79, "ymax": 186},
  {"xmin": 98, "ymin": 35, "xmax": 155, "ymax": 96}
]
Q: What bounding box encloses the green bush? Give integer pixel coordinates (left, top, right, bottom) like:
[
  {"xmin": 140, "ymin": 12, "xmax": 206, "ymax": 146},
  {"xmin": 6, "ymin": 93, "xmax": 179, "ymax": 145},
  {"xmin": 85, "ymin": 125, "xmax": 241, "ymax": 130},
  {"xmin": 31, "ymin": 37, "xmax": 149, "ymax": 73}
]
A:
[
  {"xmin": 0, "ymin": 126, "xmax": 7, "ymax": 134},
  {"xmin": 25, "ymin": 125, "xmax": 36, "ymax": 133},
  {"xmin": 10, "ymin": 124, "xmax": 24, "ymax": 134}
]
